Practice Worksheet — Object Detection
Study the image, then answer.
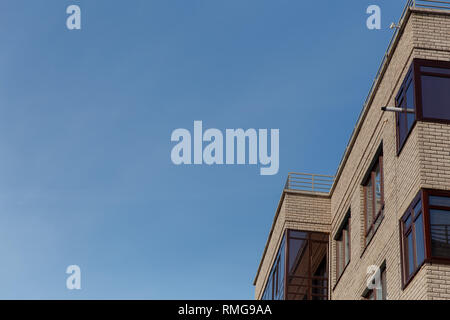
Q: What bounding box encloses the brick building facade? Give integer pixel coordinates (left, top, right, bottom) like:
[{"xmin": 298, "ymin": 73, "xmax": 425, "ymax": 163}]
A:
[{"xmin": 254, "ymin": 3, "xmax": 450, "ymax": 300}]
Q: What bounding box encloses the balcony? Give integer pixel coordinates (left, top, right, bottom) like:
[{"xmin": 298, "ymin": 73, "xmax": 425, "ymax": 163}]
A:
[{"xmin": 261, "ymin": 230, "xmax": 329, "ymax": 300}]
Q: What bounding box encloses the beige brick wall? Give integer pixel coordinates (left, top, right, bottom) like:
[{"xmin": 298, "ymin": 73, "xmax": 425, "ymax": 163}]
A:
[
  {"xmin": 419, "ymin": 122, "xmax": 450, "ymax": 191},
  {"xmin": 331, "ymin": 8, "xmax": 450, "ymax": 300},
  {"xmin": 427, "ymin": 264, "xmax": 450, "ymax": 300},
  {"xmin": 284, "ymin": 191, "xmax": 331, "ymax": 234},
  {"xmin": 254, "ymin": 8, "xmax": 450, "ymax": 300}
]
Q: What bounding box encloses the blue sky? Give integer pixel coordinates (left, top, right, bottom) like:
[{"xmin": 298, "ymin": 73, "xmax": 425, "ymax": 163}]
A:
[{"xmin": 0, "ymin": 0, "xmax": 406, "ymax": 299}]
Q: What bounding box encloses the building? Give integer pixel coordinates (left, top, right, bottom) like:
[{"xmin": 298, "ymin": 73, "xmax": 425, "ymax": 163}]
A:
[{"xmin": 254, "ymin": 1, "xmax": 450, "ymax": 300}]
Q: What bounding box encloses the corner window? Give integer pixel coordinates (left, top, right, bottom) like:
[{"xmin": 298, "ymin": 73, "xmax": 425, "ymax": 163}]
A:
[
  {"xmin": 261, "ymin": 230, "xmax": 330, "ymax": 300},
  {"xmin": 363, "ymin": 149, "xmax": 384, "ymax": 246},
  {"xmin": 335, "ymin": 212, "xmax": 351, "ymax": 280},
  {"xmin": 420, "ymin": 64, "xmax": 450, "ymax": 121},
  {"xmin": 401, "ymin": 194, "xmax": 425, "ymax": 282},
  {"xmin": 428, "ymin": 195, "xmax": 450, "ymax": 258},
  {"xmin": 401, "ymin": 189, "xmax": 450, "ymax": 287},
  {"xmin": 396, "ymin": 59, "xmax": 450, "ymax": 153}
]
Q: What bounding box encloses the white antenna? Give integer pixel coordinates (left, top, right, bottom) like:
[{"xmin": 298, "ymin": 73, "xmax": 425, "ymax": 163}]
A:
[{"xmin": 390, "ymin": 22, "xmax": 400, "ymax": 30}]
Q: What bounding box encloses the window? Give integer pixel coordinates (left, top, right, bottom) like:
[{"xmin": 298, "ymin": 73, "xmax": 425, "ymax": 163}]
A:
[
  {"xmin": 396, "ymin": 67, "xmax": 416, "ymax": 149},
  {"xmin": 286, "ymin": 230, "xmax": 329, "ymax": 300},
  {"xmin": 364, "ymin": 265, "xmax": 387, "ymax": 300},
  {"xmin": 262, "ymin": 235, "xmax": 285, "ymax": 300},
  {"xmin": 335, "ymin": 212, "xmax": 351, "ymax": 280},
  {"xmin": 312, "ymin": 257, "xmax": 328, "ymax": 301},
  {"xmin": 396, "ymin": 59, "xmax": 450, "ymax": 153},
  {"xmin": 261, "ymin": 230, "xmax": 330, "ymax": 300},
  {"xmin": 363, "ymin": 149, "xmax": 384, "ymax": 246},
  {"xmin": 420, "ymin": 65, "xmax": 450, "ymax": 121},
  {"xmin": 401, "ymin": 194, "xmax": 425, "ymax": 282},
  {"xmin": 428, "ymin": 195, "xmax": 450, "ymax": 259},
  {"xmin": 401, "ymin": 189, "xmax": 450, "ymax": 287}
]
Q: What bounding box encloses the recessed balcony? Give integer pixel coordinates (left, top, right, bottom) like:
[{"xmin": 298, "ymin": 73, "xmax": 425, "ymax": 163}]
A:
[{"xmin": 261, "ymin": 229, "xmax": 329, "ymax": 300}]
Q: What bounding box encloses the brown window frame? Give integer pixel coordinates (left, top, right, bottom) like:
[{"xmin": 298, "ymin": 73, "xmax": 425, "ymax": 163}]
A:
[
  {"xmin": 400, "ymin": 189, "xmax": 450, "ymax": 289},
  {"xmin": 395, "ymin": 66, "xmax": 416, "ymax": 153},
  {"xmin": 334, "ymin": 212, "xmax": 351, "ymax": 283},
  {"xmin": 363, "ymin": 148, "xmax": 384, "ymax": 247},
  {"xmin": 396, "ymin": 59, "xmax": 450, "ymax": 154},
  {"xmin": 400, "ymin": 192, "xmax": 425, "ymax": 286},
  {"xmin": 285, "ymin": 230, "xmax": 329, "ymax": 300},
  {"xmin": 261, "ymin": 234, "xmax": 285, "ymax": 300}
]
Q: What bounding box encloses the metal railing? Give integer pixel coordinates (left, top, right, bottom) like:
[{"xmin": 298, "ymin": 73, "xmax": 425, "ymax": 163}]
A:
[
  {"xmin": 414, "ymin": 0, "xmax": 450, "ymax": 10},
  {"xmin": 285, "ymin": 173, "xmax": 334, "ymax": 193},
  {"xmin": 335, "ymin": 0, "xmax": 450, "ymax": 190}
]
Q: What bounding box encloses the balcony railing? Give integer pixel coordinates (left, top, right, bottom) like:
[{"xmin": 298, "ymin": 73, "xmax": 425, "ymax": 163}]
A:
[{"xmin": 285, "ymin": 173, "xmax": 334, "ymax": 193}]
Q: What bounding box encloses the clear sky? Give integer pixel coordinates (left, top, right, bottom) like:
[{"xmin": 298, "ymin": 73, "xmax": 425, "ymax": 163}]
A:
[{"xmin": 0, "ymin": 0, "xmax": 406, "ymax": 299}]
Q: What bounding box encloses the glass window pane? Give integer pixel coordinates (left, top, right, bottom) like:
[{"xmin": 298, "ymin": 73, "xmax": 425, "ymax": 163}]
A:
[
  {"xmin": 406, "ymin": 82, "xmax": 416, "ymax": 131},
  {"xmin": 375, "ymin": 164, "xmax": 382, "ymax": 215},
  {"xmin": 429, "ymin": 196, "xmax": 450, "ymax": 208},
  {"xmin": 421, "ymin": 66, "xmax": 450, "ymax": 75},
  {"xmin": 289, "ymin": 230, "xmax": 308, "ymax": 239},
  {"xmin": 366, "ymin": 181, "xmax": 374, "ymax": 231},
  {"xmin": 288, "ymin": 238, "xmax": 306, "ymax": 274},
  {"xmin": 406, "ymin": 112, "xmax": 415, "ymax": 133},
  {"xmin": 415, "ymin": 214, "xmax": 425, "ymax": 267},
  {"xmin": 430, "ymin": 209, "xmax": 450, "ymax": 258},
  {"xmin": 264, "ymin": 274, "xmax": 273, "ymax": 300},
  {"xmin": 414, "ymin": 200, "xmax": 422, "ymax": 215},
  {"xmin": 407, "ymin": 233, "xmax": 415, "ymax": 277},
  {"xmin": 278, "ymin": 244, "xmax": 285, "ymax": 300},
  {"xmin": 398, "ymin": 104, "xmax": 407, "ymax": 146},
  {"xmin": 344, "ymin": 229, "xmax": 350, "ymax": 266},
  {"xmin": 405, "ymin": 214, "xmax": 412, "ymax": 230},
  {"xmin": 263, "ymin": 237, "xmax": 285, "ymax": 300},
  {"xmin": 287, "ymin": 234, "xmax": 328, "ymax": 301},
  {"xmin": 421, "ymin": 75, "xmax": 450, "ymax": 120},
  {"xmin": 337, "ymin": 240, "xmax": 344, "ymax": 276}
]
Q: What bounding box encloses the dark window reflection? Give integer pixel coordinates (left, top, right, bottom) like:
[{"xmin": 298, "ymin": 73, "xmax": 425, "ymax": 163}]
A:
[
  {"xmin": 430, "ymin": 209, "xmax": 450, "ymax": 258},
  {"xmin": 262, "ymin": 230, "xmax": 329, "ymax": 300},
  {"xmin": 421, "ymin": 76, "xmax": 450, "ymax": 121}
]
